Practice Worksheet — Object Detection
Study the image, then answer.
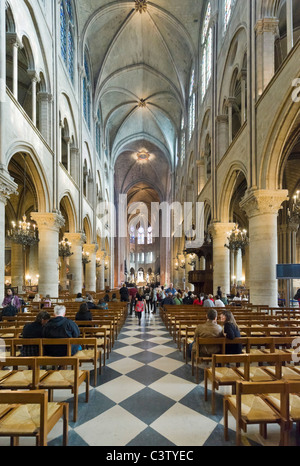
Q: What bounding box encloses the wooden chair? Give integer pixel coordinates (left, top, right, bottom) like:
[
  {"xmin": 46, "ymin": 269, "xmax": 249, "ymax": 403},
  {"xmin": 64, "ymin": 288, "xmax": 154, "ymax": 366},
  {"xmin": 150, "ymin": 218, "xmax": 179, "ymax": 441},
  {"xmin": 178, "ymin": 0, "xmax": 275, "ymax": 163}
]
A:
[
  {"xmin": 223, "ymin": 380, "xmax": 288, "ymax": 446},
  {"xmin": 81, "ymin": 327, "xmax": 109, "ymax": 365},
  {"xmin": 36, "ymin": 356, "xmax": 90, "ymax": 423},
  {"xmin": 0, "ymin": 390, "xmax": 68, "ymax": 446}
]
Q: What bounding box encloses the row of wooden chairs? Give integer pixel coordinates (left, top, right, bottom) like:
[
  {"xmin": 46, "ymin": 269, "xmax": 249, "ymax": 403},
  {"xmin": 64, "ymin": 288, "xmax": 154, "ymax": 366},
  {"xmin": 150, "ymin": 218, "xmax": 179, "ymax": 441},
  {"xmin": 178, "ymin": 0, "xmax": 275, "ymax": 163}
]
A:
[{"xmin": 0, "ymin": 356, "xmax": 89, "ymax": 423}]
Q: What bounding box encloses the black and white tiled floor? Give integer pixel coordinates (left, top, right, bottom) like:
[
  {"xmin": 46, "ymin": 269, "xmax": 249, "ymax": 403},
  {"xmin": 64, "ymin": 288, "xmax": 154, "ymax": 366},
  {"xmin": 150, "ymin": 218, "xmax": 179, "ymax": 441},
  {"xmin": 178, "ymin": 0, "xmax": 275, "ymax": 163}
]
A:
[{"xmin": 2, "ymin": 310, "xmax": 296, "ymax": 447}]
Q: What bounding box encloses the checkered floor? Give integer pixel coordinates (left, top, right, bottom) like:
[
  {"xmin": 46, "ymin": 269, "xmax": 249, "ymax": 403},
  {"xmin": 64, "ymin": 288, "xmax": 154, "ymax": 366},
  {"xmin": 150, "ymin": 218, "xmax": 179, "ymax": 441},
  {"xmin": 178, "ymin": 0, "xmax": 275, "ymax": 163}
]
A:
[{"xmin": 2, "ymin": 310, "xmax": 296, "ymax": 447}]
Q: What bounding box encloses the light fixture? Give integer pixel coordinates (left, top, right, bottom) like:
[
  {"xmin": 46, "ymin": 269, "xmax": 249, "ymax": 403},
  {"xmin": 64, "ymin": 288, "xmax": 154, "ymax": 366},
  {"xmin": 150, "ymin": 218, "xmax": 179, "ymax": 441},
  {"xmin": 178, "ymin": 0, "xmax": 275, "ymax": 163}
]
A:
[
  {"xmin": 224, "ymin": 224, "xmax": 249, "ymax": 253},
  {"xmin": 288, "ymin": 190, "xmax": 300, "ymax": 224},
  {"xmin": 137, "ymin": 150, "xmax": 150, "ymax": 162},
  {"xmin": 96, "ymin": 257, "xmax": 102, "ymax": 268},
  {"xmin": 188, "ymin": 254, "xmax": 197, "ymax": 268},
  {"xmin": 59, "ymin": 237, "xmax": 73, "ymax": 258},
  {"xmin": 82, "ymin": 251, "xmax": 91, "ymax": 265},
  {"xmin": 7, "ymin": 155, "xmax": 39, "ymax": 249}
]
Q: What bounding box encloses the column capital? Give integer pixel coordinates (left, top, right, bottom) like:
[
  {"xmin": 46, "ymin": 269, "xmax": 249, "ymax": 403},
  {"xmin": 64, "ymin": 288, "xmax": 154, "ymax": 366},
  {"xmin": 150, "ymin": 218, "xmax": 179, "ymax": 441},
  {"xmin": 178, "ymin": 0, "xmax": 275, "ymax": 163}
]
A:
[
  {"xmin": 66, "ymin": 232, "xmax": 87, "ymax": 246},
  {"xmin": 255, "ymin": 17, "xmax": 279, "ymax": 36},
  {"xmin": 6, "ymin": 32, "xmax": 22, "ymax": 48},
  {"xmin": 0, "ymin": 168, "xmax": 18, "ymax": 204},
  {"xmin": 216, "ymin": 114, "xmax": 228, "ymax": 124},
  {"xmin": 240, "ymin": 189, "xmax": 289, "ymax": 219},
  {"xmin": 208, "ymin": 222, "xmax": 236, "ymax": 238},
  {"xmin": 31, "ymin": 212, "xmax": 65, "ymax": 232},
  {"xmin": 83, "ymin": 243, "xmax": 99, "ymax": 255}
]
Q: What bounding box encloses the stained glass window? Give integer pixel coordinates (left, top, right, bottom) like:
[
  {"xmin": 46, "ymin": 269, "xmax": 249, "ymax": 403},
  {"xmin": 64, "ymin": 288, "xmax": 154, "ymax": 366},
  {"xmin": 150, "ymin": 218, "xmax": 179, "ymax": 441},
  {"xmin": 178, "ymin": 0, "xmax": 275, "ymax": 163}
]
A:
[
  {"xmin": 96, "ymin": 109, "xmax": 101, "ymax": 155},
  {"xmin": 180, "ymin": 117, "xmax": 186, "ymax": 165},
  {"xmin": 130, "ymin": 226, "xmax": 135, "ymax": 244},
  {"xmin": 138, "ymin": 227, "xmax": 145, "ymax": 245},
  {"xmin": 83, "ymin": 49, "xmax": 92, "ymax": 131},
  {"xmin": 147, "ymin": 227, "xmax": 153, "ymax": 245},
  {"xmin": 224, "ymin": 0, "xmax": 234, "ymax": 31},
  {"xmin": 60, "ymin": 0, "xmax": 75, "ymax": 83},
  {"xmin": 188, "ymin": 69, "xmax": 196, "ymax": 141},
  {"xmin": 201, "ymin": 3, "xmax": 212, "ymax": 101}
]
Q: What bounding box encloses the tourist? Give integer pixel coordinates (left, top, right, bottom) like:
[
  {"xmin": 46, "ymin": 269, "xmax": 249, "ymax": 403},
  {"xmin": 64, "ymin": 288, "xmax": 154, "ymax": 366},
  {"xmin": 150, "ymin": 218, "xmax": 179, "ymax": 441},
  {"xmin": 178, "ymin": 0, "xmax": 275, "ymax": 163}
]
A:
[
  {"xmin": 120, "ymin": 284, "xmax": 129, "ymax": 302},
  {"xmin": 220, "ymin": 310, "xmax": 243, "ymax": 354},
  {"xmin": 21, "ymin": 311, "xmax": 51, "ymax": 356},
  {"xmin": 75, "ymin": 293, "xmax": 85, "ymax": 302},
  {"xmin": 42, "ymin": 305, "xmax": 81, "ymax": 356},
  {"xmin": 214, "ymin": 295, "xmax": 225, "ymax": 308},
  {"xmin": 203, "ymin": 295, "xmax": 215, "ymax": 308},
  {"xmin": 135, "ymin": 289, "xmax": 145, "ymax": 325},
  {"xmin": 75, "ymin": 302, "xmax": 93, "ymax": 322},
  {"xmin": 190, "ymin": 309, "xmax": 223, "ymax": 357},
  {"xmin": 1, "ymin": 288, "xmax": 21, "ymax": 316}
]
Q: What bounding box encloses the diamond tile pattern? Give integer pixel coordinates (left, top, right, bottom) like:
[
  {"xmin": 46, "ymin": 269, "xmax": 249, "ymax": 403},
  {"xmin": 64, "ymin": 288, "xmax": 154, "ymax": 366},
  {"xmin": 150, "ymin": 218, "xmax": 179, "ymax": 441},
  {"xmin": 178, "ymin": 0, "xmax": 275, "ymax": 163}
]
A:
[{"xmin": 1, "ymin": 310, "xmax": 290, "ymax": 446}]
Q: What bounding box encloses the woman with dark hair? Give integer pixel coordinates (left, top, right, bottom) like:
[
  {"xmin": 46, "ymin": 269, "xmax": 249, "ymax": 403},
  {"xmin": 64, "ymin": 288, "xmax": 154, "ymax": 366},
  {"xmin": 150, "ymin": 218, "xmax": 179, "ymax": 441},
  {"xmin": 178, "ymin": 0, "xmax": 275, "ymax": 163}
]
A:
[
  {"xmin": 75, "ymin": 302, "xmax": 93, "ymax": 322},
  {"xmin": 135, "ymin": 289, "xmax": 145, "ymax": 326},
  {"xmin": 1, "ymin": 288, "xmax": 21, "ymax": 316},
  {"xmin": 220, "ymin": 310, "xmax": 242, "ymax": 354}
]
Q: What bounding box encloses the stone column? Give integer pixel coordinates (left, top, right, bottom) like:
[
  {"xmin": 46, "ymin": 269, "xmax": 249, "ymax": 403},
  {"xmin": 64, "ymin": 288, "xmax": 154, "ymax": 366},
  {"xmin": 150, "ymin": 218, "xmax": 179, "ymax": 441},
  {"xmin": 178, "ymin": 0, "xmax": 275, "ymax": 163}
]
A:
[
  {"xmin": 240, "ymin": 69, "xmax": 247, "ymax": 125},
  {"xmin": 6, "ymin": 33, "xmax": 22, "ymax": 100},
  {"xmin": 31, "ymin": 212, "xmax": 65, "ymax": 298},
  {"xmin": 208, "ymin": 222, "xmax": 235, "ymax": 296},
  {"xmin": 67, "ymin": 233, "xmax": 86, "ymax": 295},
  {"xmin": 240, "ymin": 189, "xmax": 288, "ymax": 307},
  {"xmin": 196, "ymin": 159, "xmax": 206, "ymax": 195},
  {"xmin": 226, "ymin": 98, "xmax": 235, "ymax": 145},
  {"xmin": 0, "ymin": 171, "xmax": 18, "ymax": 296},
  {"xmin": 216, "ymin": 114, "xmax": 229, "ymax": 161},
  {"xmin": 96, "ymin": 250, "xmax": 106, "ymax": 292},
  {"xmin": 255, "ymin": 18, "xmax": 279, "ymax": 95},
  {"xmin": 83, "ymin": 243, "xmax": 98, "ymax": 292},
  {"xmin": 11, "ymin": 243, "xmax": 24, "ymax": 293},
  {"xmin": 37, "ymin": 92, "xmax": 52, "ymax": 144},
  {"xmin": 286, "ymin": 0, "xmax": 294, "ymax": 54},
  {"xmin": 70, "ymin": 147, "xmax": 79, "ymax": 184},
  {"xmin": 28, "ymin": 72, "xmax": 39, "ymax": 126}
]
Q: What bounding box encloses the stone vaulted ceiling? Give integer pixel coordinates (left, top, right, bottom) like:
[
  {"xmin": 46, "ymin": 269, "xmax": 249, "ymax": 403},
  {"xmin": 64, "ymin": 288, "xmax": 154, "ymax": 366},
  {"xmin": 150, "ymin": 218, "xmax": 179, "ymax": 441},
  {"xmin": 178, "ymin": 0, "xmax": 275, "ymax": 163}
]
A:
[{"xmin": 79, "ymin": 0, "xmax": 202, "ymax": 181}]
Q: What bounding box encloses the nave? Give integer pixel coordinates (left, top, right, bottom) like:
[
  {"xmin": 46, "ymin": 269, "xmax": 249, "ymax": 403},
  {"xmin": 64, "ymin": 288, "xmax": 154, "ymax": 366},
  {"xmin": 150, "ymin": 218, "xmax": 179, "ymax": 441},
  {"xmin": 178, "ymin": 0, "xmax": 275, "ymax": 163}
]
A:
[{"xmin": 3, "ymin": 310, "xmax": 296, "ymax": 448}]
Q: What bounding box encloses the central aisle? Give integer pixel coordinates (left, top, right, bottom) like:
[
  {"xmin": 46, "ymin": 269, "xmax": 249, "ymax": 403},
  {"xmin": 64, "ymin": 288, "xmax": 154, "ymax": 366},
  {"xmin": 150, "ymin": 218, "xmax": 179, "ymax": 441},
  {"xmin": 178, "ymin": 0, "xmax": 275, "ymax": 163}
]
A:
[{"xmin": 54, "ymin": 309, "xmax": 235, "ymax": 447}]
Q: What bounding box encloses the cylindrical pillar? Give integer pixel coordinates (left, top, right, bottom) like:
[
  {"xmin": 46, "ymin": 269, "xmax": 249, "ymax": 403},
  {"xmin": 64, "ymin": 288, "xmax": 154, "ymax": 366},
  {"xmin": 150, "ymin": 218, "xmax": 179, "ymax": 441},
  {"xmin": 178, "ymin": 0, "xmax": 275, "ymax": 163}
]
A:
[
  {"xmin": 83, "ymin": 243, "xmax": 98, "ymax": 293},
  {"xmin": 240, "ymin": 189, "xmax": 288, "ymax": 307},
  {"xmin": 67, "ymin": 233, "xmax": 86, "ymax": 295},
  {"xmin": 31, "ymin": 212, "xmax": 65, "ymax": 298},
  {"xmin": 208, "ymin": 222, "xmax": 235, "ymax": 296}
]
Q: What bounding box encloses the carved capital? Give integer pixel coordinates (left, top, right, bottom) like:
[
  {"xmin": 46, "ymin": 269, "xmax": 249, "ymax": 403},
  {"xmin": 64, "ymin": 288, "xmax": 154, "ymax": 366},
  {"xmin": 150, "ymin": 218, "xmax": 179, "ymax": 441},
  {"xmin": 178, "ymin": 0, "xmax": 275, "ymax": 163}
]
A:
[
  {"xmin": 208, "ymin": 222, "xmax": 236, "ymax": 239},
  {"xmin": 0, "ymin": 169, "xmax": 18, "ymax": 205},
  {"xmin": 66, "ymin": 232, "xmax": 87, "ymax": 246},
  {"xmin": 31, "ymin": 212, "xmax": 65, "ymax": 233},
  {"xmin": 255, "ymin": 18, "xmax": 279, "ymax": 36},
  {"xmin": 240, "ymin": 189, "xmax": 289, "ymax": 219},
  {"xmin": 83, "ymin": 243, "xmax": 99, "ymax": 255}
]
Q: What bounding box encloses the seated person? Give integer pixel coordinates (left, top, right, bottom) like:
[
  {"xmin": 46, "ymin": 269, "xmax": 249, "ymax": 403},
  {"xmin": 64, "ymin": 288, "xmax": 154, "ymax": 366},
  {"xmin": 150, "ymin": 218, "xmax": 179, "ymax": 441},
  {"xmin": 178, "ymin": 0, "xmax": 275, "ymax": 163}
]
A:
[
  {"xmin": 191, "ymin": 309, "xmax": 223, "ymax": 357},
  {"xmin": 162, "ymin": 293, "xmax": 175, "ymax": 305},
  {"xmin": 1, "ymin": 288, "xmax": 21, "ymax": 316},
  {"xmin": 111, "ymin": 293, "xmax": 118, "ymax": 302},
  {"xmin": 97, "ymin": 299, "xmax": 108, "ymax": 310},
  {"xmin": 183, "ymin": 291, "xmax": 194, "ymax": 305},
  {"xmin": 75, "ymin": 302, "xmax": 93, "ymax": 323},
  {"xmin": 32, "ymin": 293, "xmax": 41, "ymax": 303},
  {"xmin": 42, "ymin": 305, "xmax": 81, "ymax": 356},
  {"xmin": 21, "ymin": 311, "xmax": 51, "ymax": 356},
  {"xmin": 75, "ymin": 292, "xmax": 85, "ymax": 302},
  {"xmin": 86, "ymin": 294, "xmax": 97, "ymax": 309},
  {"xmin": 42, "ymin": 294, "xmax": 52, "ymax": 308},
  {"xmin": 220, "ymin": 310, "xmax": 243, "ymax": 354},
  {"xmin": 193, "ymin": 294, "xmax": 203, "ymax": 306},
  {"xmin": 214, "ymin": 295, "xmax": 225, "ymax": 308}
]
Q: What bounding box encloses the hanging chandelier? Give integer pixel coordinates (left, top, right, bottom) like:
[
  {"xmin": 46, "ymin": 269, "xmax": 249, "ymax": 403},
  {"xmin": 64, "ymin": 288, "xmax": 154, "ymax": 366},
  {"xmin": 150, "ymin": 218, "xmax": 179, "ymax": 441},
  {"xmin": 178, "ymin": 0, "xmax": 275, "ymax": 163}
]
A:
[
  {"xmin": 7, "ymin": 155, "xmax": 39, "ymax": 248},
  {"xmin": 59, "ymin": 237, "xmax": 73, "ymax": 258},
  {"xmin": 224, "ymin": 224, "xmax": 249, "ymax": 252},
  {"xmin": 288, "ymin": 190, "xmax": 300, "ymax": 224},
  {"xmin": 7, "ymin": 215, "xmax": 39, "ymax": 248},
  {"xmin": 82, "ymin": 251, "xmax": 91, "ymax": 265}
]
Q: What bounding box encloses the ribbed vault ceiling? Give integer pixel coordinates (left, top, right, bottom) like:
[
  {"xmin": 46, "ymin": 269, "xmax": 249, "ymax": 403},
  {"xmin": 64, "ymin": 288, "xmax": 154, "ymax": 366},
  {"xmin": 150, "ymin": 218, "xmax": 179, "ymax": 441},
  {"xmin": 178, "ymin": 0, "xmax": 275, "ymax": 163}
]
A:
[{"xmin": 80, "ymin": 0, "xmax": 202, "ymax": 172}]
